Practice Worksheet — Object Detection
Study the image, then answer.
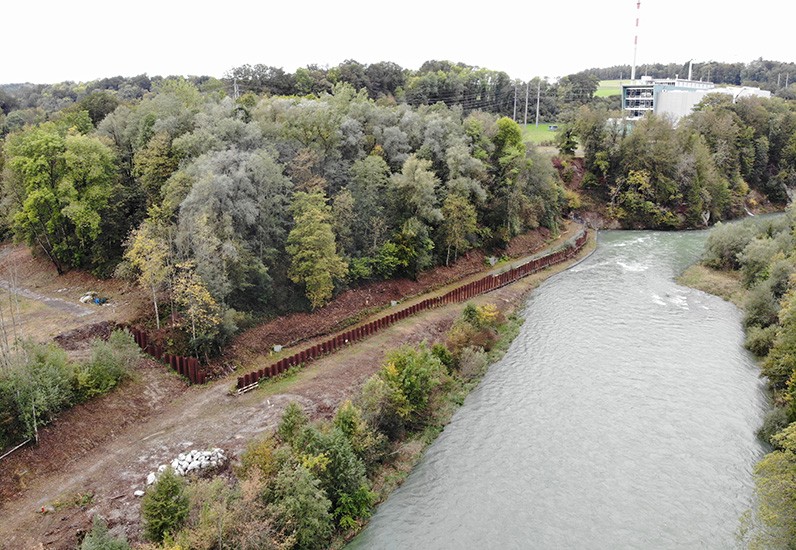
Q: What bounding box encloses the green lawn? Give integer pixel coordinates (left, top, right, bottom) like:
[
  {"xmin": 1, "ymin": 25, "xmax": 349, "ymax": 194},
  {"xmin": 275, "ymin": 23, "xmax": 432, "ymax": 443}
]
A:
[
  {"xmin": 522, "ymin": 123, "xmax": 560, "ymax": 145},
  {"xmin": 595, "ymin": 79, "xmax": 623, "ymax": 97}
]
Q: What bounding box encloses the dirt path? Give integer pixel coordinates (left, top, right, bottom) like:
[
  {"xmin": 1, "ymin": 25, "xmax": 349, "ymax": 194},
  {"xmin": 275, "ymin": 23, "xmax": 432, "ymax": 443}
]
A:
[
  {"xmin": 0, "ymin": 279, "xmax": 95, "ymax": 318},
  {"xmin": 0, "ymin": 227, "xmax": 593, "ymax": 549}
]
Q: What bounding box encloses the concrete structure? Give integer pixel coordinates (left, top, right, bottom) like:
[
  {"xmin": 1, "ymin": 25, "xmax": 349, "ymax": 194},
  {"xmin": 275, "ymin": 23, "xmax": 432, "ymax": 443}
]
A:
[{"xmin": 622, "ymin": 76, "xmax": 771, "ymax": 124}]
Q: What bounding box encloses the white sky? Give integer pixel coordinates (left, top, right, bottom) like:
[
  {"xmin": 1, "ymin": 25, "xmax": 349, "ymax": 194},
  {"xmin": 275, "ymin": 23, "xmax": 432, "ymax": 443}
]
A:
[{"xmin": 1, "ymin": 0, "xmax": 792, "ymax": 84}]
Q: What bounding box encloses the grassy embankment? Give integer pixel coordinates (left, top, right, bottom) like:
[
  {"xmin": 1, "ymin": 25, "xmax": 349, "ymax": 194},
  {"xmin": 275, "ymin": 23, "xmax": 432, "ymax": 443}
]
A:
[{"xmin": 676, "ymin": 264, "xmax": 746, "ymax": 306}]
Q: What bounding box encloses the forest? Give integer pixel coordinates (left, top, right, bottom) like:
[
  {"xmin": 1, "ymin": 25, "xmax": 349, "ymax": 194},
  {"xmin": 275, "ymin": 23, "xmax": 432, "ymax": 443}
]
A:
[{"xmin": 1, "ymin": 58, "xmax": 795, "ymax": 359}]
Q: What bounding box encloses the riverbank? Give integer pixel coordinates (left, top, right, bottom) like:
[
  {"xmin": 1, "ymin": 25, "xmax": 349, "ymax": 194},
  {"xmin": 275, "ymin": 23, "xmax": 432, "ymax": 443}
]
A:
[
  {"xmin": 351, "ymin": 228, "xmax": 767, "ymax": 548},
  {"xmin": 0, "ymin": 228, "xmax": 595, "ymax": 549},
  {"xmin": 332, "ymin": 233, "xmax": 597, "ymax": 547},
  {"xmin": 676, "ymin": 264, "xmax": 746, "ymax": 307}
]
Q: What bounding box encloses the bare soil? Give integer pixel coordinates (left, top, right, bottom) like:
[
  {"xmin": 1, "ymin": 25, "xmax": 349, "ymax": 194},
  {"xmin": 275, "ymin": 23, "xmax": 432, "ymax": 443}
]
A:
[
  {"xmin": 224, "ymin": 227, "xmax": 551, "ymax": 367},
  {"xmin": 0, "ymin": 225, "xmax": 592, "ymax": 549},
  {"xmin": 0, "ymin": 243, "xmax": 149, "ymax": 347}
]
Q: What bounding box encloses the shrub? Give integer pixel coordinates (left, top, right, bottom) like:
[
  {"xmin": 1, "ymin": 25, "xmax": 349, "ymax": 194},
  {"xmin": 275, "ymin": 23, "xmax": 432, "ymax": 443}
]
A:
[
  {"xmin": 267, "ymin": 464, "xmax": 333, "ymax": 550},
  {"xmin": 431, "ymin": 343, "xmax": 453, "ymax": 371},
  {"xmin": 333, "ymin": 400, "xmax": 388, "ymax": 472},
  {"xmin": 174, "ymin": 478, "xmax": 237, "ymax": 550},
  {"xmin": 744, "ymin": 281, "xmax": 779, "ymax": 330},
  {"xmin": 745, "ymin": 324, "xmax": 778, "ymax": 357},
  {"xmin": 80, "ymin": 516, "xmax": 130, "ymax": 550},
  {"xmin": 295, "ymin": 426, "xmax": 371, "ymax": 516},
  {"xmin": 758, "ymin": 407, "xmax": 790, "ymax": 447},
  {"xmin": 227, "ymin": 474, "xmax": 279, "ymax": 550},
  {"xmin": 74, "ymin": 330, "xmax": 138, "ymax": 401},
  {"xmin": 142, "ymin": 468, "xmax": 189, "ymax": 542},
  {"xmin": 11, "ymin": 341, "xmax": 76, "ymax": 438},
  {"xmin": 278, "ymin": 402, "xmax": 309, "ymax": 446},
  {"xmin": 237, "ymin": 435, "xmax": 280, "ymax": 480},
  {"xmin": 335, "ymin": 484, "xmax": 375, "ymax": 530},
  {"xmin": 702, "ymin": 221, "xmax": 757, "ymax": 270},
  {"xmin": 382, "ymin": 344, "xmax": 446, "ymax": 428},
  {"xmin": 358, "ymin": 374, "xmax": 407, "ymax": 440},
  {"xmin": 457, "ymin": 346, "xmax": 489, "ymax": 381}
]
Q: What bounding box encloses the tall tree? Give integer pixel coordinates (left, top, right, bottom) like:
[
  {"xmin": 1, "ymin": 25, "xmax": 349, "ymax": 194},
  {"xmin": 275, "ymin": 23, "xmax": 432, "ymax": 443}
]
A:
[{"xmin": 286, "ymin": 191, "xmax": 348, "ymax": 309}]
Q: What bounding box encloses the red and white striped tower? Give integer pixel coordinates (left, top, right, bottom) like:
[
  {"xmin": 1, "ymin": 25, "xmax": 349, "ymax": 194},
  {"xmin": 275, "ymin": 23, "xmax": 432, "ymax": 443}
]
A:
[{"xmin": 631, "ymin": 1, "xmax": 641, "ymax": 81}]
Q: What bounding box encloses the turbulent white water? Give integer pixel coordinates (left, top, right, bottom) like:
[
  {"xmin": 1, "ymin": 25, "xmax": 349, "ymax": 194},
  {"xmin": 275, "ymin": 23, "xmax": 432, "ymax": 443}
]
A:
[{"xmin": 349, "ymin": 230, "xmax": 768, "ymax": 549}]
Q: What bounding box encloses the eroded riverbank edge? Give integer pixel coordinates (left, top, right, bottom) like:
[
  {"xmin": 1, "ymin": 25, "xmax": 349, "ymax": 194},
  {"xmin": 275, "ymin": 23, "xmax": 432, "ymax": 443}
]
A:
[{"xmin": 336, "ymin": 232, "xmax": 598, "ymax": 548}]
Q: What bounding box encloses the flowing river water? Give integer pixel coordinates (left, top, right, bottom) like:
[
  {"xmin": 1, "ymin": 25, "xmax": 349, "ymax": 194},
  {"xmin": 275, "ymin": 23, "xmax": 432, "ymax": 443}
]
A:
[{"xmin": 350, "ymin": 230, "xmax": 769, "ymax": 549}]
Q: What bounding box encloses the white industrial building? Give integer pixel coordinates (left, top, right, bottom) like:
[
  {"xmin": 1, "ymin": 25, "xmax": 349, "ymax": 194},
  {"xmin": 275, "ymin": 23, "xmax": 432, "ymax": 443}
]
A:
[{"xmin": 622, "ymin": 76, "xmax": 771, "ymax": 124}]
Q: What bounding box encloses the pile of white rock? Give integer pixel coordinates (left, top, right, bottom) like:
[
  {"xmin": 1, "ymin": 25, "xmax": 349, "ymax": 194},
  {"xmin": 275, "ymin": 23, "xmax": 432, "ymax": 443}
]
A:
[{"xmin": 146, "ymin": 448, "xmax": 227, "ymax": 486}]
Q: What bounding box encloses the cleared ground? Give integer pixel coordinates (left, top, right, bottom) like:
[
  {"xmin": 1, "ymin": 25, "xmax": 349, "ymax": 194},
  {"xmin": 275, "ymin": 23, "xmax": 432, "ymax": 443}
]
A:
[{"xmin": 0, "ymin": 225, "xmax": 593, "ymax": 549}]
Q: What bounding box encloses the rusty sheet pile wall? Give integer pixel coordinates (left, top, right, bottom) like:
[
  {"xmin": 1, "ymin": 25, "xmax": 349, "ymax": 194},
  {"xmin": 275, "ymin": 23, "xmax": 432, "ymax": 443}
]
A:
[
  {"xmin": 235, "ymin": 229, "xmax": 588, "ymax": 394},
  {"xmin": 130, "ymin": 328, "xmax": 206, "ymax": 385}
]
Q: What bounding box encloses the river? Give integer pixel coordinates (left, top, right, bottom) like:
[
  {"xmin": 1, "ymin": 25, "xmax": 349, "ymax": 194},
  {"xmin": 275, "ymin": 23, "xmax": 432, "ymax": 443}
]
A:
[{"xmin": 350, "ymin": 230, "xmax": 769, "ymax": 549}]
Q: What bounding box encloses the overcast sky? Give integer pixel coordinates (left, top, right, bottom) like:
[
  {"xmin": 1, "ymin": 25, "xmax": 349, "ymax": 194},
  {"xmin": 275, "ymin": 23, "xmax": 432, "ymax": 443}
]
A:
[{"xmin": 2, "ymin": 0, "xmax": 792, "ymax": 84}]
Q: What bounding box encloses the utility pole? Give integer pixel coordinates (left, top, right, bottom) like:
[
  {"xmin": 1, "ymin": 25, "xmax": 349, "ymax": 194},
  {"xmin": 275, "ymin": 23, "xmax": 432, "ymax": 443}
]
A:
[
  {"xmin": 631, "ymin": 0, "xmax": 641, "ymax": 80},
  {"xmin": 233, "ymin": 78, "xmax": 240, "ymax": 100},
  {"xmin": 535, "ymin": 78, "xmax": 542, "ymax": 127},
  {"xmin": 513, "ymin": 85, "xmax": 518, "ymax": 121},
  {"xmin": 524, "ymin": 81, "xmax": 530, "ymax": 125}
]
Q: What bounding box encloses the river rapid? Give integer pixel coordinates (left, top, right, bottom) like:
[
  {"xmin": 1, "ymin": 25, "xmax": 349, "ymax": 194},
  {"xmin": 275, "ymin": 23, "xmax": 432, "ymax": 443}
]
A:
[{"xmin": 350, "ymin": 230, "xmax": 769, "ymax": 549}]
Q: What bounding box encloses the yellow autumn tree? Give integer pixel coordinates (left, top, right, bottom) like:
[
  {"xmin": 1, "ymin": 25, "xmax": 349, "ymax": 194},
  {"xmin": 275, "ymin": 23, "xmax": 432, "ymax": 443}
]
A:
[
  {"xmin": 286, "ymin": 192, "xmax": 348, "ymax": 309},
  {"xmin": 172, "ymin": 262, "xmax": 221, "ymax": 350},
  {"xmin": 124, "ymin": 221, "xmax": 171, "ymax": 329}
]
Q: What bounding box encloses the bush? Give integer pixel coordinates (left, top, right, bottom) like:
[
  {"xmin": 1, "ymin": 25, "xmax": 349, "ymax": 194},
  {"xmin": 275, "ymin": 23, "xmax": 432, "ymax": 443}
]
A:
[
  {"xmin": 267, "ymin": 464, "xmax": 333, "ymax": 550},
  {"xmin": 74, "ymin": 330, "xmax": 139, "ymax": 401},
  {"xmin": 744, "ymin": 281, "xmax": 779, "ymax": 330},
  {"xmin": 358, "ymin": 375, "xmax": 406, "ymax": 440},
  {"xmin": 174, "ymin": 478, "xmax": 237, "ymax": 550},
  {"xmin": 382, "ymin": 344, "xmax": 446, "ymax": 428},
  {"xmin": 745, "ymin": 324, "xmax": 779, "ymax": 357},
  {"xmin": 702, "ymin": 221, "xmax": 757, "ymax": 270},
  {"xmin": 758, "ymin": 407, "xmax": 790, "ymax": 447},
  {"xmin": 278, "ymin": 402, "xmax": 309, "ymax": 446},
  {"xmin": 457, "ymin": 346, "xmax": 489, "ymax": 381},
  {"xmin": 333, "ymin": 400, "xmax": 388, "ymax": 473},
  {"xmin": 142, "ymin": 468, "xmax": 189, "ymax": 543},
  {"xmin": 237, "ymin": 435, "xmax": 280, "ymax": 480},
  {"xmin": 81, "ymin": 516, "xmax": 130, "ymax": 550},
  {"xmin": 431, "ymin": 343, "xmax": 453, "ymax": 371},
  {"xmin": 295, "ymin": 426, "xmax": 371, "ymax": 516},
  {"xmin": 10, "ymin": 341, "xmax": 76, "ymax": 438}
]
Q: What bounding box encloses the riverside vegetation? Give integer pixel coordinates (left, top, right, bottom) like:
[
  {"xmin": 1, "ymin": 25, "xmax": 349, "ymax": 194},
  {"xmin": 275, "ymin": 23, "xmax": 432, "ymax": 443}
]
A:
[
  {"xmin": 0, "ymin": 57, "xmax": 794, "ymax": 547},
  {"xmin": 683, "ymin": 209, "xmax": 796, "ymax": 547},
  {"xmin": 78, "ymin": 303, "xmax": 524, "ymax": 549}
]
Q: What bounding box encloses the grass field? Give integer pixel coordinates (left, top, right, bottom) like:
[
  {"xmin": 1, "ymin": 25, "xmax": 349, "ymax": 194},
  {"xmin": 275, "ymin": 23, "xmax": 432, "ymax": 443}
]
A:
[
  {"xmin": 595, "ymin": 79, "xmax": 623, "ymax": 97},
  {"xmin": 522, "ymin": 123, "xmax": 560, "ymax": 145}
]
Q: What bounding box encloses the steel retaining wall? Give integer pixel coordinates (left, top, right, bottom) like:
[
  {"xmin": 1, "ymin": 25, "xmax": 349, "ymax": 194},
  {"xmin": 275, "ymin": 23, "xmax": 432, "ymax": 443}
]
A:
[{"xmin": 235, "ymin": 229, "xmax": 589, "ymax": 394}]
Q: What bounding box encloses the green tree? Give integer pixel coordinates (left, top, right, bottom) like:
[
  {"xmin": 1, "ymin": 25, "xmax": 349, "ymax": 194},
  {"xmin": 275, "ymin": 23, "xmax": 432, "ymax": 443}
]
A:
[
  {"xmin": 286, "ymin": 191, "xmax": 348, "ymax": 309},
  {"xmin": 172, "ymin": 262, "xmax": 223, "ymax": 355},
  {"xmin": 80, "ymin": 516, "xmax": 130, "ymax": 550},
  {"xmin": 141, "ymin": 468, "xmax": 189, "ymax": 543},
  {"xmin": 278, "ymin": 402, "xmax": 309, "ymax": 445},
  {"xmin": 4, "ymin": 124, "xmax": 118, "ymax": 273},
  {"xmin": 267, "ymin": 464, "xmax": 334, "ymax": 550},
  {"xmin": 441, "ymin": 193, "xmax": 478, "ymax": 265}
]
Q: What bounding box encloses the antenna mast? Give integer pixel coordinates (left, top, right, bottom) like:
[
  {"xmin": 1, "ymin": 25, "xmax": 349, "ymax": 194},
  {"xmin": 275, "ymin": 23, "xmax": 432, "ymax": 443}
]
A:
[{"xmin": 631, "ymin": 1, "xmax": 641, "ymax": 81}]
